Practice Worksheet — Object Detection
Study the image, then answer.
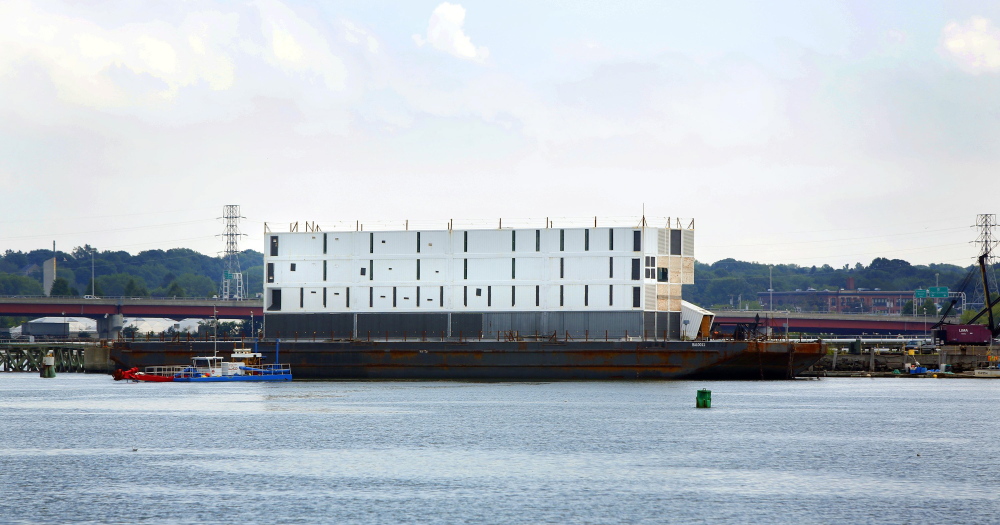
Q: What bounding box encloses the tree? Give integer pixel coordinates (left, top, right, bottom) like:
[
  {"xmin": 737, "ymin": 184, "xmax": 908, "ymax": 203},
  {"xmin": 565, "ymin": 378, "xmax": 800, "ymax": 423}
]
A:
[
  {"xmin": 123, "ymin": 277, "xmax": 149, "ymax": 297},
  {"xmin": 919, "ymin": 298, "xmax": 937, "ymax": 315},
  {"xmin": 165, "ymin": 281, "xmax": 185, "ymax": 297},
  {"xmin": 961, "ymin": 293, "xmax": 1000, "ymax": 324},
  {"xmin": 49, "ymin": 278, "xmax": 78, "ymax": 297},
  {"xmin": 902, "ymin": 300, "xmax": 914, "ymax": 315},
  {"xmin": 86, "ymin": 278, "xmax": 104, "ymax": 296},
  {"xmin": 171, "ymin": 273, "xmax": 217, "ymax": 298},
  {"xmin": 0, "ymin": 274, "xmax": 44, "ymax": 295}
]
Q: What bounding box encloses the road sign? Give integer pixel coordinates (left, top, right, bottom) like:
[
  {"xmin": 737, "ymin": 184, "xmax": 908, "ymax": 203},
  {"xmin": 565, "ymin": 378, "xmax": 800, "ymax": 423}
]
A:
[
  {"xmin": 224, "ymin": 271, "xmax": 232, "ymax": 279},
  {"xmin": 914, "ymin": 289, "xmax": 928, "ymax": 298},
  {"xmin": 929, "ymin": 286, "xmax": 949, "ymax": 298}
]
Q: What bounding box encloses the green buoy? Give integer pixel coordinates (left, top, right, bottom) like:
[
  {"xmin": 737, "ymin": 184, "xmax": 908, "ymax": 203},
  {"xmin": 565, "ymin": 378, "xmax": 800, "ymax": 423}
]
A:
[{"xmin": 696, "ymin": 388, "xmax": 711, "ymax": 408}]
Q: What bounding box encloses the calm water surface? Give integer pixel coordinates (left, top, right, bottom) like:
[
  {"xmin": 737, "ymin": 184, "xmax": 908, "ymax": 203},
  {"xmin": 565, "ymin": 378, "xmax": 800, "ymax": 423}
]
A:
[{"xmin": 2, "ymin": 374, "xmax": 999, "ymax": 524}]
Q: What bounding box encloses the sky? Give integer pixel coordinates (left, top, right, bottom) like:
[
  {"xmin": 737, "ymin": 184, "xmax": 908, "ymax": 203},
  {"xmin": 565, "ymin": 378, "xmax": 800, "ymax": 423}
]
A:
[{"xmin": 1, "ymin": 0, "xmax": 999, "ymax": 268}]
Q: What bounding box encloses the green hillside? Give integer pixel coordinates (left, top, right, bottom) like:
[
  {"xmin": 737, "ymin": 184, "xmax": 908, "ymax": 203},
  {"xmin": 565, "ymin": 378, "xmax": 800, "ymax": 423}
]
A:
[
  {"xmin": 684, "ymin": 257, "xmax": 987, "ymax": 309},
  {"xmin": 0, "ymin": 246, "xmax": 263, "ymax": 298}
]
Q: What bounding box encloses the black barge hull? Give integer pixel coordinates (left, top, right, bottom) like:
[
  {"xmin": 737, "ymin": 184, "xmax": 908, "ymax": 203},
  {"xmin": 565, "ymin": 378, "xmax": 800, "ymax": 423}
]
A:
[{"xmin": 110, "ymin": 339, "xmax": 824, "ymax": 380}]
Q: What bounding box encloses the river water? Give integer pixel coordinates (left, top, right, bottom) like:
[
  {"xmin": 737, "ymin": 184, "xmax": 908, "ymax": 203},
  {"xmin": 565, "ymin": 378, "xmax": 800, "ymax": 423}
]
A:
[{"xmin": 1, "ymin": 374, "xmax": 999, "ymax": 524}]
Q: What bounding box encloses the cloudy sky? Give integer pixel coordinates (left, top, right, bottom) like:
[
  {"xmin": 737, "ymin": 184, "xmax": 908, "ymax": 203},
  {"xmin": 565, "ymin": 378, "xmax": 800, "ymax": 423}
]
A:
[{"xmin": 1, "ymin": 0, "xmax": 998, "ymax": 267}]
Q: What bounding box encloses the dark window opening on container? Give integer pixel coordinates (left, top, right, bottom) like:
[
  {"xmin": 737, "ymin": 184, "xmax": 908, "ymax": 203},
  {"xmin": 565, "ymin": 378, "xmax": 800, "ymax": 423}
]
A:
[
  {"xmin": 512, "ymin": 231, "xmax": 516, "ymax": 251},
  {"xmin": 584, "ymin": 285, "xmax": 589, "ymax": 306},
  {"xmin": 560, "ymin": 285, "xmax": 564, "ymax": 307},
  {"xmin": 512, "ymin": 286, "xmax": 516, "ymax": 306},
  {"xmin": 585, "ymin": 230, "xmax": 590, "ymax": 251},
  {"xmin": 464, "ymin": 259, "xmax": 468, "ymax": 280},
  {"xmin": 269, "ymin": 236, "xmax": 278, "ymax": 256},
  {"xmin": 299, "ymin": 288, "xmax": 304, "ymax": 308},
  {"xmin": 633, "ymin": 230, "xmax": 641, "ymax": 251},
  {"xmin": 417, "ymin": 259, "xmax": 421, "ymax": 280},
  {"xmin": 417, "ymin": 232, "xmax": 421, "ymax": 253},
  {"xmin": 393, "ymin": 287, "xmax": 397, "ymax": 307},
  {"xmin": 560, "ymin": 229, "xmax": 565, "ymax": 251},
  {"xmin": 632, "ymin": 286, "xmax": 640, "ymax": 308},
  {"xmin": 657, "ymin": 268, "xmax": 669, "ymax": 282},
  {"xmin": 535, "ymin": 285, "xmax": 540, "ymax": 307},
  {"xmin": 671, "ymin": 229, "xmax": 682, "ymax": 255},
  {"xmin": 323, "ymin": 260, "xmax": 327, "ymax": 281},
  {"xmin": 476, "ymin": 288, "xmax": 482, "ymax": 297},
  {"xmin": 609, "ymin": 230, "xmax": 614, "ymax": 250},
  {"xmin": 464, "ymin": 286, "xmax": 468, "ymax": 306},
  {"xmin": 370, "ymin": 232, "xmax": 374, "ymax": 254},
  {"xmin": 360, "ymin": 267, "xmax": 366, "ymax": 276},
  {"xmin": 416, "ymin": 287, "xmax": 420, "ymax": 308},
  {"xmin": 323, "ymin": 233, "xmax": 327, "ymax": 254},
  {"xmin": 512, "ymin": 258, "xmax": 516, "ymax": 279},
  {"xmin": 487, "ymin": 286, "xmax": 492, "ymax": 307},
  {"xmin": 631, "ymin": 259, "xmax": 640, "ymax": 280},
  {"xmin": 266, "ymin": 263, "xmax": 274, "ymax": 283},
  {"xmin": 369, "ymin": 260, "xmax": 373, "ymax": 280},
  {"xmin": 323, "ymin": 288, "xmax": 327, "ymax": 308},
  {"xmin": 440, "ymin": 286, "xmax": 444, "ymax": 307},
  {"xmin": 464, "ymin": 231, "xmax": 468, "ymax": 252},
  {"xmin": 560, "ymin": 258, "xmax": 565, "ymax": 278},
  {"xmin": 609, "ymin": 257, "xmax": 613, "ymax": 278},
  {"xmin": 609, "ymin": 285, "xmax": 613, "ymax": 306},
  {"xmin": 346, "ymin": 287, "xmax": 350, "ymax": 308},
  {"xmin": 268, "ymin": 289, "xmax": 281, "ymax": 311},
  {"xmin": 369, "ymin": 287, "xmax": 373, "ymax": 307},
  {"xmin": 535, "ymin": 230, "xmax": 540, "ymax": 251},
  {"xmin": 290, "ymin": 263, "xmax": 296, "ymax": 271}
]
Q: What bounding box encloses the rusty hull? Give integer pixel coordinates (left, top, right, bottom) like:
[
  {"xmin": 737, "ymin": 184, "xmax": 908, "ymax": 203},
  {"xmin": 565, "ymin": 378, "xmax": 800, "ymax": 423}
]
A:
[{"xmin": 111, "ymin": 339, "xmax": 824, "ymax": 380}]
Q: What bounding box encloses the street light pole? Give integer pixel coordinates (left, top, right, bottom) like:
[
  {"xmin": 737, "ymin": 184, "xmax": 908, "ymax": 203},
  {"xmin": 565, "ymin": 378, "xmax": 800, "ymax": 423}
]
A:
[
  {"xmin": 769, "ymin": 265, "xmax": 773, "ymax": 312},
  {"xmin": 91, "ymin": 248, "xmax": 95, "ymax": 297}
]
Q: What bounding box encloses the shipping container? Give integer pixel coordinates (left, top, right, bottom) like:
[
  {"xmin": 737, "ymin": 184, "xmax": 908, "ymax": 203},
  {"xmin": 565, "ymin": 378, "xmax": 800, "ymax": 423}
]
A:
[{"xmin": 936, "ymin": 324, "xmax": 992, "ymax": 344}]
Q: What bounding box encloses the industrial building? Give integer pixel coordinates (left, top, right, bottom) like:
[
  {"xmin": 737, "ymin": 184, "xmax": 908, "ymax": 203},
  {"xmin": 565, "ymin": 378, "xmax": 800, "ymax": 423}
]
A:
[
  {"xmin": 758, "ymin": 289, "xmax": 917, "ymax": 314},
  {"xmin": 263, "ymin": 222, "xmax": 705, "ymax": 339}
]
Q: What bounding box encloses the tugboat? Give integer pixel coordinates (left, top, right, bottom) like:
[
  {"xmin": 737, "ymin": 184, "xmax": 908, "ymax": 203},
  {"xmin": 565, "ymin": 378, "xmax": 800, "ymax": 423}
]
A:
[{"xmin": 113, "ymin": 345, "xmax": 291, "ymax": 382}]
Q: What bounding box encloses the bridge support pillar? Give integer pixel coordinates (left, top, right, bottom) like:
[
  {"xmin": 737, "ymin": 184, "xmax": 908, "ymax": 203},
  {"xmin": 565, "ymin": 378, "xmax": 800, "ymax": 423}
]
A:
[{"xmin": 97, "ymin": 314, "xmax": 124, "ymax": 340}]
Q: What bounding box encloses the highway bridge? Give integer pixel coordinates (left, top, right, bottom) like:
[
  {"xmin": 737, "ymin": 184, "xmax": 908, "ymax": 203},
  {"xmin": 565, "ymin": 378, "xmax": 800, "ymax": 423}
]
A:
[
  {"xmin": 0, "ymin": 296, "xmax": 264, "ymax": 339},
  {"xmin": 0, "ymin": 296, "xmax": 263, "ymax": 320},
  {"xmin": 0, "ymin": 297, "xmax": 943, "ymax": 338},
  {"xmin": 713, "ymin": 310, "xmax": 940, "ymax": 336}
]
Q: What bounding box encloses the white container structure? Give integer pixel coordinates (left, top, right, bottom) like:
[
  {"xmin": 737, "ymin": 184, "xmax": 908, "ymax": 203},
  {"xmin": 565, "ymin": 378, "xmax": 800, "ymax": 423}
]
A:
[{"xmin": 262, "ymin": 221, "xmax": 698, "ymax": 340}]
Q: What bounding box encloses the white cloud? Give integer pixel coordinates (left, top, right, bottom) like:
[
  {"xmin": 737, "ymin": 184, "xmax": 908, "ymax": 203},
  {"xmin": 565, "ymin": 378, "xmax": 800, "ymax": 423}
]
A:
[
  {"xmin": 413, "ymin": 3, "xmax": 489, "ymax": 63},
  {"xmin": 0, "ymin": 0, "xmax": 238, "ymax": 109},
  {"xmin": 254, "ymin": 0, "xmax": 348, "ymax": 90},
  {"xmin": 342, "ymin": 20, "xmax": 379, "ymax": 54},
  {"xmin": 941, "ymin": 16, "xmax": 1000, "ymax": 74},
  {"xmin": 271, "ymin": 28, "xmax": 305, "ymax": 62}
]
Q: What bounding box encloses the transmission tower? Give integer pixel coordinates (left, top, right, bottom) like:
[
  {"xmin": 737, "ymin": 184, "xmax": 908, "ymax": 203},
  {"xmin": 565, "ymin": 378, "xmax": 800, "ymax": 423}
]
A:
[
  {"xmin": 972, "ymin": 213, "xmax": 999, "ymax": 312},
  {"xmin": 220, "ymin": 205, "xmax": 246, "ymax": 300}
]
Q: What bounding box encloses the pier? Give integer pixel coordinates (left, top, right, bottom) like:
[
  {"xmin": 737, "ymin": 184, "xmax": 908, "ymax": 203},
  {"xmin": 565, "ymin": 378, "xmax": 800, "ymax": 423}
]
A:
[{"xmin": 0, "ymin": 343, "xmax": 110, "ymax": 373}]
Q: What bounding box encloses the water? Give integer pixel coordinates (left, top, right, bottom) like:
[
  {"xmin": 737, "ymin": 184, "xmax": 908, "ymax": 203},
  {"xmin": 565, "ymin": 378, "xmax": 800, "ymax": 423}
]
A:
[{"xmin": 2, "ymin": 375, "xmax": 1000, "ymax": 524}]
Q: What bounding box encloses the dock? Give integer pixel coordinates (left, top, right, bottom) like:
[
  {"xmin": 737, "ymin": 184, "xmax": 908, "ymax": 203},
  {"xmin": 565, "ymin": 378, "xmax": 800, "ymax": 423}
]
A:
[{"xmin": 0, "ymin": 343, "xmax": 110, "ymax": 373}]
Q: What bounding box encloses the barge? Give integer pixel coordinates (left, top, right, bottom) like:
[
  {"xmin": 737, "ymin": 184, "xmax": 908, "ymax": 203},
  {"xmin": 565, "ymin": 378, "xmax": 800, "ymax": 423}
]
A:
[{"xmin": 111, "ymin": 217, "xmax": 825, "ymax": 379}]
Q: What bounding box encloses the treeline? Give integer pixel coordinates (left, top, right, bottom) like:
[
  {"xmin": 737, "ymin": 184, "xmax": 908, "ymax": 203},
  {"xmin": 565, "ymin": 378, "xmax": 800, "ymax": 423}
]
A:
[
  {"xmin": 683, "ymin": 257, "xmax": 990, "ymax": 309},
  {"xmin": 0, "ymin": 246, "xmax": 263, "ymax": 298},
  {"xmin": 1, "ymin": 247, "xmax": 994, "ymax": 313}
]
